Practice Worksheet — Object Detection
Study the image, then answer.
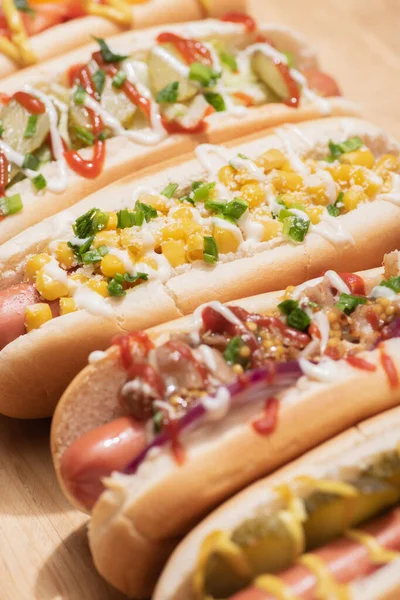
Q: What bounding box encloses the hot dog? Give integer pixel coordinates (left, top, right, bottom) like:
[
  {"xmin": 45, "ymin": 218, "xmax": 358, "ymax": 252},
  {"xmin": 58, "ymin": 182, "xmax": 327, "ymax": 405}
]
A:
[
  {"xmin": 0, "ymin": 0, "xmax": 238, "ymax": 78},
  {"xmin": 155, "ymin": 407, "xmax": 400, "ymax": 600},
  {"xmin": 0, "ymin": 14, "xmax": 358, "ymax": 242},
  {"xmin": 1, "ymin": 116, "xmax": 400, "ymax": 419},
  {"xmin": 51, "ymin": 249, "xmax": 400, "ymax": 597}
]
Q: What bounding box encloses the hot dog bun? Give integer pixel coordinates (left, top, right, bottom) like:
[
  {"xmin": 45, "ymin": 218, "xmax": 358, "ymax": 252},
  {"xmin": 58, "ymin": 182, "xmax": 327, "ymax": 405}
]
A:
[
  {"xmin": 154, "ymin": 406, "xmax": 400, "ymax": 600},
  {"xmin": 1, "ymin": 116, "xmax": 399, "ymax": 418},
  {"xmin": 50, "ymin": 263, "xmax": 400, "ymax": 597},
  {"xmin": 0, "ymin": 19, "xmax": 358, "ymax": 243},
  {"xmin": 0, "ymin": 0, "xmax": 242, "ymax": 79}
]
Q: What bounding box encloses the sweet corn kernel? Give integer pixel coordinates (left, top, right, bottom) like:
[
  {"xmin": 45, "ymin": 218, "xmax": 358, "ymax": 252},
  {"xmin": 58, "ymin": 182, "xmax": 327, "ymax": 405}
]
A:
[
  {"xmin": 35, "ymin": 268, "xmax": 69, "ymax": 301},
  {"xmin": 162, "ymin": 239, "xmax": 187, "ymax": 267},
  {"xmin": 259, "ymin": 219, "xmax": 283, "ymax": 241},
  {"xmin": 59, "ymin": 297, "xmax": 77, "ymax": 315},
  {"xmin": 352, "ymin": 167, "xmax": 382, "ymax": 198},
  {"xmin": 93, "ymin": 230, "xmax": 119, "ymax": 248},
  {"xmin": 25, "ymin": 303, "xmax": 53, "ymax": 332},
  {"xmin": 342, "ymin": 188, "xmax": 368, "ymax": 212},
  {"xmin": 25, "ymin": 253, "xmax": 51, "ymax": 281},
  {"xmin": 374, "ymin": 154, "xmax": 400, "ymax": 177},
  {"xmin": 186, "ymin": 232, "xmax": 204, "ymax": 261},
  {"xmin": 305, "ymin": 183, "xmax": 330, "ymax": 206},
  {"xmin": 255, "ymin": 148, "xmax": 286, "ymax": 172},
  {"xmin": 105, "ymin": 212, "xmax": 118, "ymax": 230},
  {"xmin": 240, "ymin": 182, "xmax": 266, "ymax": 208},
  {"xmin": 171, "ymin": 206, "xmax": 193, "ymax": 221},
  {"xmin": 340, "ymin": 148, "xmax": 374, "ymax": 169},
  {"xmin": 88, "ymin": 280, "xmax": 109, "ymax": 297},
  {"xmin": 141, "ymin": 194, "xmax": 167, "ymax": 213},
  {"xmin": 161, "ymin": 222, "xmax": 185, "ymax": 241},
  {"xmin": 119, "ymin": 230, "xmax": 143, "ymax": 256},
  {"xmin": 100, "ymin": 254, "xmax": 126, "ymax": 277},
  {"xmin": 218, "ymin": 165, "xmax": 239, "ymax": 191},
  {"xmin": 69, "ymin": 272, "xmax": 88, "ymax": 284},
  {"xmin": 305, "ymin": 205, "xmax": 325, "ymax": 224},
  {"xmin": 272, "ymin": 171, "xmax": 303, "ymax": 192},
  {"xmin": 328, "ymin": 163, "xmax": 353, "ymax": 183},
  {"xmin": 180, "ymin": 218, "xmax": 202, "ymax": 239},
  {"xmin": 140, "ymin": 256, "xmax": 158, "ymax": 270},
  {"xmin": 214, "ymin": 225, "xmax": 240, "ymax": 254},
  {"xmin": 55, "ymin": 242, "xmax": 75, "ymax": 269}
]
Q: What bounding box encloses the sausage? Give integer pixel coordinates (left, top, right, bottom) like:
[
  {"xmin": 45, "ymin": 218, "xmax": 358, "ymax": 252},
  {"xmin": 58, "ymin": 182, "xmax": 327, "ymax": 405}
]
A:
[
  {"xmin": 0, "ymin": 283, "xmax": 40, "ymax": 351},
  {"xmin": 60, "ymin": 416, "xmax": 147, "ymax": 510},
  {"xmin": 229, "ymin": 508, "xmax": 400, "ymax": 600},
  {"xmin": 0, "ymin": 282, "xmax": 59, "ymax": 351},
  {"xmin": 302, "ymin": 68, "xmax": 342, "ymax": 98}
]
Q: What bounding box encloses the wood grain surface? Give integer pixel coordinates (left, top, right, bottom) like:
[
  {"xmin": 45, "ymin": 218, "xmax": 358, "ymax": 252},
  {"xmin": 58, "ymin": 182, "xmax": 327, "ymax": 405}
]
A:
[{"xmin": 0, "ymin": 1, "xmax": 399, "ymax": 598}]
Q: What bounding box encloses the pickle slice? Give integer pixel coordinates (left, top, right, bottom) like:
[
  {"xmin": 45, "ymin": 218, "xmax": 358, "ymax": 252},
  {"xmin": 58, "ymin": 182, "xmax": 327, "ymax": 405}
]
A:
[
  {"xmin": 203, "ymin": 552, "xmax": 251, "ymax": 599},
  {"xmin": 148, "ymin": 44, "xmax": 198, "ymax": 103},
  {"xmin": 1, "ymin": 98, "xmax": 50, "ymax": 180},
  {"xmin": 349, "ymin": 476, "xmax": 400, "ymax": 527},
  {"xmin": 303, "ymin": 491, "xmax": 356, "ymax": 549},
  {"xmin": 364, "ymin": 451, "xmax": 400, "ymax": 488},
  {"xmin": 251, "ymin": 50, "xmax": 291, "ymax": 101}
]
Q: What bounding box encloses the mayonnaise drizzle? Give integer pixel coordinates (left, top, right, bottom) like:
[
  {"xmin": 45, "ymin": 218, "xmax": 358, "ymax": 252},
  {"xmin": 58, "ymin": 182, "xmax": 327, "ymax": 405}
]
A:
[
  {"xmin": 299, "ymin": 356, "xmax": 342, "ymax": 382},
  {"xmin": 311, "ymin": 213, "xmax": 354, "ymax": 246}
]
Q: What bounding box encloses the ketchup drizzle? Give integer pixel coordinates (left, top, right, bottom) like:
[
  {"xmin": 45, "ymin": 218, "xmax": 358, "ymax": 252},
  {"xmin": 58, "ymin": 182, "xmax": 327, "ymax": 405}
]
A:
[
  {"xmin": 379, "ymin": 345, "xmax": 399, "ymax": 388},
  {"xmin": 221, "ymin": 12, "xmax": 257, "ymax": 33},
  {"xmin": 346, "ymin": 355, "xmax": 377, "ymax": 372},
  {"xmin": 156, "ymin": 32, "xmax": 213, "ymax": 66},
  {"xmin": 13, "ymin": 91, "xmax": 45, "ymax": 114},
  {"xmin": 165, "ymin": 340, "xmax": 209, "ymax": 385},
  {"xmin": 252, "ymin": 396, "xmax": 279, "ymax": 435}
]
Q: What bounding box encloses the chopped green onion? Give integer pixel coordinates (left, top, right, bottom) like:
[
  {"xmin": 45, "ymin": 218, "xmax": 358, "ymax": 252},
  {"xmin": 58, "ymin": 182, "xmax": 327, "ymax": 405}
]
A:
[
  {"xmin": 237, "ymin": 153, "xmax": 249, "ymax": 160},
  {"xmin": 335, "ymin": 292, "xmax": 367, "ymax": 315},
  {"xmin": 74, "ymin": 126, "xmax": 95, "ymax": 147},
  {"xmin": 153, "ymin": 411, "xmax": 163, "ymax": 433},
  {"xmin": 204, "ymin": 92, "xmax": 226, "ymax": 112},
  {"xmin": 32, "ymin": 174, "xmax": 47, "ymax": 191},
  {"xmin": 73, "ymin": 208, "xmax": 108, "ymax": 238},
  {"xmin": 189, "ymin": 62, "xmax": 221, "ymax": 87},
  {"xmin": 278, "ymin": 298, "xmax": 310, "ymax": 331},
  {"xmin": 203, "ymin": 235, "xmax": 219, "ymax": 264},
  {"xmin": 379, "ymin": 277, "xmax": 400, "ymax": 294},
  {"xmin": 24, "ymin": 114, "xmax": 38, "ymax": 139},
  {"xmin": 135, "ymin": 201, "xmax": 157, "ymax": 223},
  {"xmin": 161, "ymin": 182, "xmax": 179, "ymax": 198},
  {"xmin": 73, "ymin": 85, "xmax": 86, "ymax": 105},
  {"xmin": 205, "ymin": 197, "xmax": 248, "ymax": 222},
  {"xmin": 219, "ymin": 51, "xmax": 237, "ymax": 72},
  {"xmin": 192, "ymin": 181, "xmax": 216, "ymax": 202},
  {"xmin": 278, "ymin": 299, "xmax": 299, "ymax": 315},
  {"xmin": 0, "ymin": 193, "xmax": 23, "ymax": 216},
  {"xmin": 282, "ymin": 214, "xmax": 310, "ymax": 242},
  {"xmin": 67, "ymin": 236, "xmax": 94, "ymax": 261},
  {"xmin": 22, "ymin": 153, "xmax": 39, "ymax": 171},
  {"xmin": 327, "ymin": 191, "xmax": 344, "ymax": 217},
  {"xmin": 223, "ymin": 336, "xmax": 249, "ymax": 367},
  {"xmin": 112, "ymin": 70, "xmax": 127, "ymax": 89},
  {"xmin": 93, "ymin": 69, "xmax": 106, "ymax": 97},
  {"xmin": 117, "ymin": 208, "xmax": 135, "ymax": 229},
  {"xmin": 107, "ymin": 271, "xmax": 148, "ymax": 296},
  {"xmin": 156, "ymin": 81, "xmax": 179, "ymax": 104},
  {"xmin": 93, "ymin": 37, "xmax": 127, "ymax": 63},
  {"xmin": 98, "ymin": 131, "xmax": 109, "ymax": 141},
  {"xmin": 81, "ymin": 244, "xmax": 109, "ymax": 264},
  {"xmin": 328, "ymin": 136, "xmax": 363, "ymax": 161},
  {"xmin": 0, "ymin": 120, "xmax": 4, "ymax": 136}
]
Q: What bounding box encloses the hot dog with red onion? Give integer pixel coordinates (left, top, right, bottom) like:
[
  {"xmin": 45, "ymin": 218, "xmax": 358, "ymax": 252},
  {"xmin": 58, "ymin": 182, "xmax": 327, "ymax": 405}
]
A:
[
  {"xmin": 0, "ymin": 14, "xmax": 356, "ymax": 243},
  {"xmin": 155, "ymin": 407, "xmax": 400, "ymax": 600},
  {"xmin": 1, "ymin": 117, "xmax": 400, "ymax": 419},
  {"xmin": 51, "ymin": 252, "xmax": 400, "ymax": 597}
]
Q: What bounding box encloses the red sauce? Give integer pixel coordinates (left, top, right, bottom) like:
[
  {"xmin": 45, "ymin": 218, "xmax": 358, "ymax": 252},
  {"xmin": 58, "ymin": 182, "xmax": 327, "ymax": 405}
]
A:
[
  {"xmin": 252, "ymin": 396, "xmax": 279, "ymax": 435},
  {"xmin": 156, "ymin": 32, "xmax": 212, "ymax": 66},
  {"xmin": 221, "ymin": 12, "xmax": 257, "ymax": 33},
  {"xmin": 309, "ymin": 322, "xmax": 322, "ymax": 340},
  {"xmin": 13, "ymin": 91, "xmax": 45, "ymax": 114},
  {"xmin": 68, "ymin": 63, "xmax": 86, "ymax": 87},
  {"xmin": 254, "ymin": 315, "xmax": 310, "ymax": 348},
  {"xmin": 379, "ymin": 345, "xmax": 399, "ymax": 388},
  {"xmin": 366, "ymin": 307, "xmax": 380, "ymax": 331},
  {"xmin": 0, "ymin": 150, "xmax": 8, "ymax": 198},
  {"xmin": 325, "ymin": 346, "xmax": 340, "ymax": 360},
  {"xmin": 112, "ymin": 331, "xmax": 154, "ymax": 370},
  {"xmin": 76, "ymin": 65, "xmax": 97, "ymax": 100},
  {"xmin": 274, "ymin": 60, "xmax": 300, "ymax": 108},
  {"xmin": 92, "ymin": 51, "xmax": 151, "ymax": 119},
  {"xmin": 232, "ymin": 91, "xmax": 254, "ymax": 106},
  {"xmin": 64, "ymin": 108, "xmax": 106, "ymax": 178},
  {"xmin": 165, "ymin": 340, "xmax": 209, "ymax": 385},
  {"xmin": 346, "ymin": 355, "xmax": 377, "ymax": 372},
  {"xmin": 164, "ymin": 416, "xmax": 185, "ymax": 465},
  {"xmin": 127, "ymin": 362, "xmax": 165, "ymax": 398},
  {"xmin": 338, "ymin": 273, "xmax": 366, "ymax": 296}
]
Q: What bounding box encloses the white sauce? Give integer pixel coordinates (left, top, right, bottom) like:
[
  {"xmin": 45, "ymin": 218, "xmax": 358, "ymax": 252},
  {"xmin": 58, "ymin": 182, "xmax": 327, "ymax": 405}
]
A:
[
  {"xmin": 213, "ymin": 216, "xmax": 243, "ymax": 246},
  {"xmin": 369, "ymin": 285, "xmax": 397, "ymax": 299},
  {"xmin": 311, "ymin": 311, "xmax": 330, "ymax": 353},
  {"xmin": 299, "ymin": 357, "xmax": 341, "ymax": 382},
  {"xmin": 108, "ymin": 248, "xmax": 136, "ymax": 276},
  {"xmin": 24, "ymin": 85, "xmax": 68, "ymax": 193},
  {"xmin": 88, "ymin": 350, "xmax": 107, "ymax": 364},
  {"xmin": 197, "ymin": 345, "xmax": 218, "ymax": 372},
  {"xmin": 195, "ymin": 143, "xmax": 229, "ymax": 177},
  {"xmin": 324, "ymin": 270, "xmax": 351, "ymax": 294},
  {"xmin": 378, "ymin": 172, "xmax": 400, "ymax": 206},
  {"xmin": 305, "ymin": 170, "xmax": 337, "ymax": 205},
  {"xmin": 292, "ymin": 276, "xmax": 324, "ymax": 300},
  {"xmin": 311, "ymin": 213, "xmax": 354, "ymax": 246},
  {"xmin": 150, "ymin": 45, "xmax": 190, "ymax": 80},
  {"xmin": 202, "ymin": 386, "xmax": 231, "ymax": 421},
  {"xmin": 73, "ymin": 284, "xmax": 114, "ymax": 317},
  {"xmin": 229, "ymin": 155, "xmax": 265, "ymax": 181},
  {"xmin": 275, "ymin": 130, "xmax": 309, "ymax": 176}
]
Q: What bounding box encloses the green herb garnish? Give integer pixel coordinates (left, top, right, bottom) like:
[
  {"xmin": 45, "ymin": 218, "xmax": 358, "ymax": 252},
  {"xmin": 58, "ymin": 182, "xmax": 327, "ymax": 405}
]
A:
[
  {"xmin": 203, "ymin": 235, "xmax": 219, "ymax": 264},
  {"xmin": 161, "ymin": 182, "xmax": 179, "ymax": 198},
  {"xmin": 112, "ymin": 70, "xmax": 127, "ymax": 89},
  {"xmin": 32, "ymin": 174, "xmax": 47, "ymax": 191},
  {"xmin": 0, "ymin": 193, "xmax": 23, "ymax": 216},
  {"xmin": 24, "ymin": 114, "xmax": 38, "ymax": 139},
  {"xmin": 219, "ymin": 51, "xmax": 237, "ymax": 72},
  {"xmin": 189, "ymin": 62, "xmax": 221, "ymax": 87},
  {"xmin": 335, "ymin": 292, "xmax": 367, "ymax": 315},
  {"xmin": 328, "ymin": 136, "xmax": 363, "ymax": 161},
  {"xmin": 22, "ymin": 153, "xmax": 39, "ymax": 171},
  {"xmin": 204, "ymin": 92, "xmax": 226, "ymax": 112},
  {"xmin": 278, "ymin": 299, "xmax": 311, "ymax": 331},
  {"xmin": 156, "ymin": 81, "xmax": 179, "ymax": 104},
  {"xmin": 223, "ymin": 336, "xmax": 249, "ymax": 367},
  {"xmin": 107, "ymin": 271, "xmax": 148, "ymax": 296},
  {"xmin": 74, "ymin": 126, "xmax": 95, "ymax": 147},
  {"xmin": 93, "ymin": 37, "xmax": 127, "ymax": 63},
  {"xmin": 73, "ymin": 208, "xmax": 108, "ymax": 238},
  {"xmin": 380, "ymin": 277, "xmax": 400, "ymax": 294},
  {"xmin": 92, "ymin": 69, "xmax": 106, "ymax": 97}
]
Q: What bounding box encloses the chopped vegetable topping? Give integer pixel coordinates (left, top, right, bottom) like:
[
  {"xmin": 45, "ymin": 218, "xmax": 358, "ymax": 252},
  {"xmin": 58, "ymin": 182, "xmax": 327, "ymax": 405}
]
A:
[
  {"xmin": 203, "ymin": 236, "xmax": 219, "ymax": 264},
  {"xmin": 156, "ymin": 81, "xmax": 180, "ymax": 104},
  {"xmin": 0, "ymin": 193, "xmax": 23, "ymax": 216},
  {"xmin": 161, "ymin": 183, "xmax": 179, "ymax": 198},
  {"xmin": 189, "ymin": 63, "xmax": 221, "ymax": 87},
  {"xmin": 278, "ymin": 299, "xmax": 311, "ymax": 331},
  {"xmin": 112, "ymin": 71, "xmax": 127, "ymax": 89},
  {"xmin": 108, "ymin": 272, "xmax": 148, "ymax": 296},
  {"xmin": 92, "ymin": 69, "xmax": 106, "ymax": 98},
  {"xmin": 336, "ymin": 292, "xmax": 367, "ymax": 315},
  {"xmin": 24, "ymin": 115, "xmax": 38, "ymax": 139},
  {"xmin": 73, "ymin": 208, "xmax": 108, "ymax": 238},
  {"xmin": 328, "ymin": 136, "xmax": 364, "ymax": 161},
  {"xmin": 93, "ymin": 37, "xmax": 127, "ymax": 64},
  {"xmin": 204, "ymin": 92, "xmax": 226, "ymax": 112},
  {"xmin": 380, "ymin": 277, "xmax": 400, "ymax": 294}
]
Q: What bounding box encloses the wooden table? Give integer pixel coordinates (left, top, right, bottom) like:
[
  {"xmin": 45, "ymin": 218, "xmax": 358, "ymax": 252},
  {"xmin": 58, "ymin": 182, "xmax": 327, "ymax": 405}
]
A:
[{"xmin": 1, "ymin": 1, "xmax": 399, "ymax": 598}]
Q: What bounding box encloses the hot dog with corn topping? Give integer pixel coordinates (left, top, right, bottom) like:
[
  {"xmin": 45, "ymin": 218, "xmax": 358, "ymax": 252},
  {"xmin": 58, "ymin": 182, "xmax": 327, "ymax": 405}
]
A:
[
  {"xmin": 50, "ymin": 249, "xmax": 400, "ymax": 596},
  {"xmin": 0, "ymin": 14, "xmax": 357, "ymax": 242},
  {"xmin": 155, "ymin": 407, "xmax": 400, "ymax": 600},
  {"xmin": 0, "ymin": 0, "xmax": 238, "ymax": 78},
  {"xmin": 1, "ymin": 116, "xmax": 400, "ymax": 419}
]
